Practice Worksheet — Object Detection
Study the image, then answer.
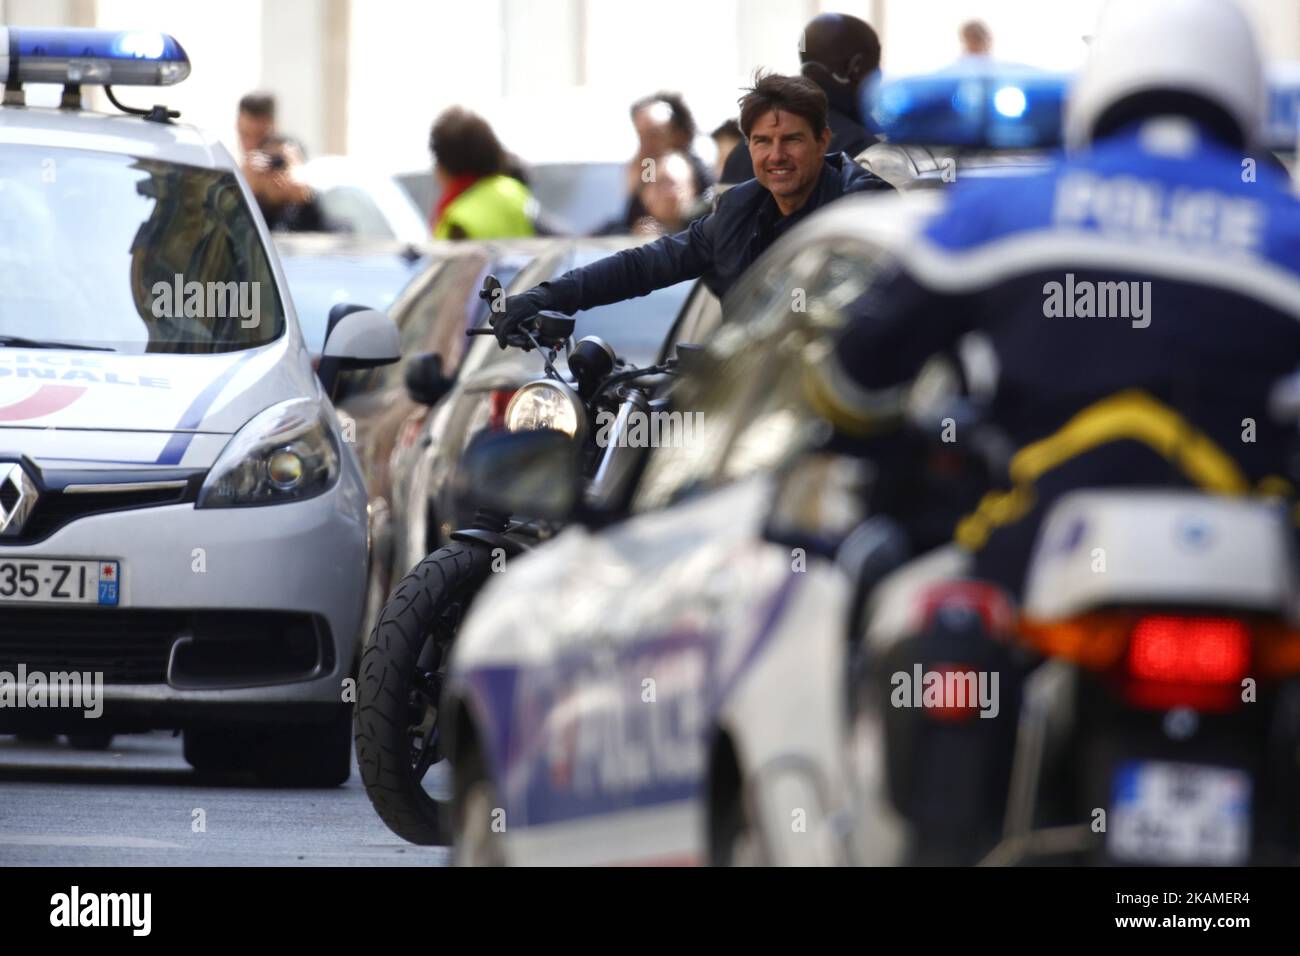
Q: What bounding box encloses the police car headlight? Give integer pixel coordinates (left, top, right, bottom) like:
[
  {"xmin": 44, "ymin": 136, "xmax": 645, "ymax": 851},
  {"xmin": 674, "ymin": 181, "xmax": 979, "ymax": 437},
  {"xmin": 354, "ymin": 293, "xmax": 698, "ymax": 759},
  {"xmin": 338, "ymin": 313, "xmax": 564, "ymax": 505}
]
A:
[
  {"xmin": 504, "ymin": 381, "xmax": 584, "ymax": 440},
  {"xmin": 197, "ymin": 398, "xmax": 340, "ymax": 508}
]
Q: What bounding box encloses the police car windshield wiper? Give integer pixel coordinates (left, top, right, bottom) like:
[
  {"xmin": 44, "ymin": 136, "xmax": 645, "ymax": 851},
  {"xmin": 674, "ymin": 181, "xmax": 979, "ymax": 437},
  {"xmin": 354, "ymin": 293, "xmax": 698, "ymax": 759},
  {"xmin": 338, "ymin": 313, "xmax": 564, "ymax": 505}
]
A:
[{"xmin": 0, "ymin": 335, "xmax": 115, "ymax": 352}]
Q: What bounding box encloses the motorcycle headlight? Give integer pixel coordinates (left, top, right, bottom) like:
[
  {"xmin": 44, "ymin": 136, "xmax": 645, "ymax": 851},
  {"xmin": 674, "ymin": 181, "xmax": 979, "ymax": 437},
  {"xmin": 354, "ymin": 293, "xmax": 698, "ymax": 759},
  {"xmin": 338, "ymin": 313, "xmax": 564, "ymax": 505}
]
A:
[
  {"xmin": 504, "ymin": 381, "xmax": 584, "ymax": 440},
  {"xmin": 197, "ymin": 398, "xmax": 341, "ymax": 508}
]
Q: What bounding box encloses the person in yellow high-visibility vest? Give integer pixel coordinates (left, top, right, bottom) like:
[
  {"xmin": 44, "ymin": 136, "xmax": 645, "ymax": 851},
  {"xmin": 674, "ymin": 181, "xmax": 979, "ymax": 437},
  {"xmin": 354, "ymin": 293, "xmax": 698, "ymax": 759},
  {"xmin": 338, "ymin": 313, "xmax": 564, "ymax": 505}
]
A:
[{"xmin": 429, "ymin": 107, "xmax": 537, "ymax": 240}]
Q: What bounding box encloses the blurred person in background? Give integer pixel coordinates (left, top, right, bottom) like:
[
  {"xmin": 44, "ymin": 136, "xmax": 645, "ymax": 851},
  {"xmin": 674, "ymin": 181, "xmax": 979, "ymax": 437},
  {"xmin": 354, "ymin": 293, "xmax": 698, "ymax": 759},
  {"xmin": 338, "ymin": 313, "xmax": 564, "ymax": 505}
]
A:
[
  {"xmin": 631, "ymin": 151, "xmax": 706, "ymax": 237},
  {"xmin": 610, "ymin": 92, "xmax": 713, "ymax": 233},
  {"xmin": 959, "ymin": 18, "xmax": 993, "ymax": 57},
  {"xmin": 429, "ymin": 107, "xmax": 537, "ymax": 240},
  {"xmin": 236, "ymin": 90, "xmax": 324, "ymax": 233},
  {"xmin": 236, "ymin": 92, "xmax": 278, "ymax": 156},
  {"xmin": 721, "ymin": 12, "xmax": 881, "ymax": 185},
  {"xmin": 247, "ymin": 134, "xmax": 324, "ymax": 232},
  {"xmin": 501, "ymin": 151, "xmax": 566, "ymax": 236},
  {"xmin": 493, "ymin": 73, "xmax": 889, "ymax": 344},
  {"xmin": 711, "ymin": 119, "xmax": 743, "ymax": 184}
]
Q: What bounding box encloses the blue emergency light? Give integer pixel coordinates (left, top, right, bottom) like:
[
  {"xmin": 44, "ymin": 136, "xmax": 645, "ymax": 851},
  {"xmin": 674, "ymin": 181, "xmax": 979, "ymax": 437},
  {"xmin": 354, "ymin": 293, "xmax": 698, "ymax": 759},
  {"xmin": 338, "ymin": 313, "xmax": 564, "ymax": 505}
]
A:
[
  {"xmin": 3, "ymin": 27, "xmax": 190, "ymax": 87},
  {"xmin": 1265, "ymin": 62, "xmax": 1300, "ymax": 150},
  {"xmin": 864, "ymin": 62, "xmax": 1070, "ymax": 149},
  {"xmin": 869, "ymin": 59, "xmax": 1300, "ymax": 152}
]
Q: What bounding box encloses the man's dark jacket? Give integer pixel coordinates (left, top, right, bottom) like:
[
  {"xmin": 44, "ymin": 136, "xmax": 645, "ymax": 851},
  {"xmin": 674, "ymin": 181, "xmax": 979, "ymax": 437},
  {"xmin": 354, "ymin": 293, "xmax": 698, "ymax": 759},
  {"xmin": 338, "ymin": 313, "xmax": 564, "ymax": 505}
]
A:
[{"xmin": 521, "ymin": 153, "xmax": 889, "ymax": 315}]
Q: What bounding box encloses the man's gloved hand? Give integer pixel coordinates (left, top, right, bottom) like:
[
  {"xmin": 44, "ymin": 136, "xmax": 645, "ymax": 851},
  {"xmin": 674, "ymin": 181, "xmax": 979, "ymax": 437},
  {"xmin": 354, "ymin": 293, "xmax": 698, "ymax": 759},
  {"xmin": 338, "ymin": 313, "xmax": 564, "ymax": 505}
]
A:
[{"xmin": 491, "ymin": 292, "xmax": 546, "ymax": 349}]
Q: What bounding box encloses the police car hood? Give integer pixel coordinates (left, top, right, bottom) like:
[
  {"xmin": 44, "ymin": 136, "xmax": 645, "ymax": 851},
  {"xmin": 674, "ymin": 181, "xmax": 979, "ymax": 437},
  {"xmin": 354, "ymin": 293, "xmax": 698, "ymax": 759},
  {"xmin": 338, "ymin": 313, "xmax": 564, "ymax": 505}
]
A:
[{"xmin": 0, "ymin": 338, "xmax": 317, "ymax": 469}]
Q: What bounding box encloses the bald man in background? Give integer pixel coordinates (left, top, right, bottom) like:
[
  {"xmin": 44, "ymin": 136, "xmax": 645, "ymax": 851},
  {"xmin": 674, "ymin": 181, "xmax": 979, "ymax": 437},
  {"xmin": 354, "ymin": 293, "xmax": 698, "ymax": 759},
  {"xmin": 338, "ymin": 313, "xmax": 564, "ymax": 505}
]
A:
[{"xmin": 720, "ymin": 12, "xmax": 881, "ymax": 186}]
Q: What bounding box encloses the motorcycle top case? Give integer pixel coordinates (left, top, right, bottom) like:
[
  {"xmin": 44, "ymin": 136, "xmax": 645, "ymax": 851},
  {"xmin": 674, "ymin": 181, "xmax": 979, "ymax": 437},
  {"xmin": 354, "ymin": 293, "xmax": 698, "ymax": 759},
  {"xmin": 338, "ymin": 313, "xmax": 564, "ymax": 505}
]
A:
[{"xmin": 1022, "ymin": 490, "xmax": 1297, "ymax": 621}]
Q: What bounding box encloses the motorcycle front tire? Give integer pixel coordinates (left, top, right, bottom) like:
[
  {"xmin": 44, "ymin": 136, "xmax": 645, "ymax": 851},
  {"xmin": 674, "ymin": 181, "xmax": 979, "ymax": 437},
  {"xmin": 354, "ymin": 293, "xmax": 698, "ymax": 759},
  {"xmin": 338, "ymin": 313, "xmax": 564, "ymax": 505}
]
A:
[{"xmin": 355, "ymin": 541, "xmax": 495, "ymax": 845}]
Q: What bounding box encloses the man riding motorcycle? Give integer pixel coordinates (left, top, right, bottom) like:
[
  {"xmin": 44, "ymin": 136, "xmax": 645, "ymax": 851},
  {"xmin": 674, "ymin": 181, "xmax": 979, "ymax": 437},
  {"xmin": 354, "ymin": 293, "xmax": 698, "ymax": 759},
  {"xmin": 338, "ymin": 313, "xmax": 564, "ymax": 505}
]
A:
[
  {"xmin": 491, "ymin": 72, "xmax": 891, "ymax": 346},
  {"xmin": 813, "ymin": 0, "xmax": 1300, "ymax": 599}
]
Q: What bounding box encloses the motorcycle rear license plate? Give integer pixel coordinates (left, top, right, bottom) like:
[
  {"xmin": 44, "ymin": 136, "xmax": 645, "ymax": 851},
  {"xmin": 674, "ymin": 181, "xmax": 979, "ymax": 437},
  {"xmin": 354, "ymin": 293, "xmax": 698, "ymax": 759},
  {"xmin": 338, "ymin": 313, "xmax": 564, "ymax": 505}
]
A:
[{"xmin": 1109, "ymin": 760, "xmax": 1250, "ymax": 865}]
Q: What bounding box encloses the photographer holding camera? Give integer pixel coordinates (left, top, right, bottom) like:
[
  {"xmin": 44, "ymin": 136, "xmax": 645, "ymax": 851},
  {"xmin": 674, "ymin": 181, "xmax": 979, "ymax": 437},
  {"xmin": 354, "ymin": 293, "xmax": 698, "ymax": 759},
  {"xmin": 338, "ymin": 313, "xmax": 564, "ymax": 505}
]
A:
[{"xmin": 236, "ymin": 93, "xmax": 324, "ymax": 233}]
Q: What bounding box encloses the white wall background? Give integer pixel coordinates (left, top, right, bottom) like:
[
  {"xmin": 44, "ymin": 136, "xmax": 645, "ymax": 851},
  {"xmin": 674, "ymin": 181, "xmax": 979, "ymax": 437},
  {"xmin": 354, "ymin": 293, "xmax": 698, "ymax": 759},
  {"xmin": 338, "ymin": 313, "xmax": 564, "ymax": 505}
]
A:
[{"xmin": 1, "ymin": 0, "xmax": 1298, "ymax": 171}]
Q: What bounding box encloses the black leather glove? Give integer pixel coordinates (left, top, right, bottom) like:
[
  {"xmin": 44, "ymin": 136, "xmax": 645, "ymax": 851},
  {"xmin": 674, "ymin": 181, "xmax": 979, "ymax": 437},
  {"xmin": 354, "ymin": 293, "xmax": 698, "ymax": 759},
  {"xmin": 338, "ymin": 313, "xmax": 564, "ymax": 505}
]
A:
[{"xmin": 491, "ymin": 291, "xmax": 548, "ymax": 349}]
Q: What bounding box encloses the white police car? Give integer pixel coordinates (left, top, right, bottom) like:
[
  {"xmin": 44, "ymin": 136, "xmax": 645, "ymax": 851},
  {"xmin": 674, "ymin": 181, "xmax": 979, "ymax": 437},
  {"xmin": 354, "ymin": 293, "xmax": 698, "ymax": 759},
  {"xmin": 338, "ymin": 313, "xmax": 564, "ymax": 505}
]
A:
[
  {"xmin": 433, "ymin": 66, "xmax": 1102, "ymax": 865},
  {"xmin": 436, "ymin": 192, "xmax": 933, "ymax": 864},
  {"xmin": 0, "ymin": 29, "xmax": 399, "ymax": 784},
  {"xmin": 440, "ymin": 61, "xmax": 1300, "ymax": 864}
]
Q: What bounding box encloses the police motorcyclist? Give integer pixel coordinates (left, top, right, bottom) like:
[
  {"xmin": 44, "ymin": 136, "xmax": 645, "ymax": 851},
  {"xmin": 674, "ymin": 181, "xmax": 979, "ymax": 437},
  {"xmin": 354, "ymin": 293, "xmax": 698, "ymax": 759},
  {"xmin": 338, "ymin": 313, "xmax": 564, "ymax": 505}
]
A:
[
  {"xmin": 813, "ymin": 0, "xmax": 1300, "ymax": 599},
  {"xmin": 491, "ymin": 72, "xmax": 891, "ymax": 346},
  {"xmin": 811, "ymin": 0, "xmax": 1300, "ymax": 866}
]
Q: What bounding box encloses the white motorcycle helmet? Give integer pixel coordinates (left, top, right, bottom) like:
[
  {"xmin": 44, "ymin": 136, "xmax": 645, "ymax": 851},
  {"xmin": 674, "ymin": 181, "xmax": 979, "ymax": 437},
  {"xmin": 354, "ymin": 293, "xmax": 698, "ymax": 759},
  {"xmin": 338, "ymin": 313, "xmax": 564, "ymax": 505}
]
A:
[{"xmin": 1065, "ymin": 0, "xmax": 1266, "ymax": 151}]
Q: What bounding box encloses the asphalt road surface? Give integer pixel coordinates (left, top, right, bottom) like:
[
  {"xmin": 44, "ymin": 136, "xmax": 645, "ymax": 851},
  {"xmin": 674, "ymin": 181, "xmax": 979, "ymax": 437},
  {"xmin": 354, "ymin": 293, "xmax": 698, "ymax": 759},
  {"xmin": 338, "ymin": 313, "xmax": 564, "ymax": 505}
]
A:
[{"xmin": 0, "ymin": 732, "xmax": 450, "ymax": 866}]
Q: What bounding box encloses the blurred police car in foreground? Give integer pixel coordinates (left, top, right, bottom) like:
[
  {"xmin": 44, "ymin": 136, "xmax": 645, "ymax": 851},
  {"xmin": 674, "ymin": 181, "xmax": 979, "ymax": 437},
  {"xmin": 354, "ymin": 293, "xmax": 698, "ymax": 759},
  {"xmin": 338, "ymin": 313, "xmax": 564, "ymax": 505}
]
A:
[
  {"xmin": 440, "ymin": 61, "xmax": 1300, "ymax": 864},
  {"xmin": 433, "ymin": 64, "xmax": 1022, "ymax": 865},
  {"xmin": 0, "ymin": 28, "xmax": 399, "ymax": 785},
  {"xmin": 440, "ymin": 191, "xmax": 935, "ymax": 865}
]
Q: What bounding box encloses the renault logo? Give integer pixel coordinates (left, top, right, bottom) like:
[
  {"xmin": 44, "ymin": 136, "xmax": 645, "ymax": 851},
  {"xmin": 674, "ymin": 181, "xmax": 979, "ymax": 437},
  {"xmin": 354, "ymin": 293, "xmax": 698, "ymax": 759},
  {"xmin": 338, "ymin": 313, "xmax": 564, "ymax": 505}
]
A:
[{"xmin": 0, "ymin": 462, "xmax": 38, "ymax": 536}]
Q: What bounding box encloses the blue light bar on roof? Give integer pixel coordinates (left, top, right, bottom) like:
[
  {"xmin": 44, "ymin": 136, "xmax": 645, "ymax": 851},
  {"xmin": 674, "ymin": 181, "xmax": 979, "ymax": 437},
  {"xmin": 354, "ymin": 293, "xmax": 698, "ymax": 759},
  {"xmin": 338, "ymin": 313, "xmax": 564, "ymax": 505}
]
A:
[
  {"xmin": 3, "ymin": 27, "xmax": 190, "ymax": 86},
  {"xmin": 1265, "ymin": 62, "xmax": 1300, "ymax": 151},
  {"xmin": 864, "ymin": 61, "xmax": 1070, "ymax": 149},
  {"xmin": 868, "ymin": 59, "xmax": 1300, "ymax": 153}
]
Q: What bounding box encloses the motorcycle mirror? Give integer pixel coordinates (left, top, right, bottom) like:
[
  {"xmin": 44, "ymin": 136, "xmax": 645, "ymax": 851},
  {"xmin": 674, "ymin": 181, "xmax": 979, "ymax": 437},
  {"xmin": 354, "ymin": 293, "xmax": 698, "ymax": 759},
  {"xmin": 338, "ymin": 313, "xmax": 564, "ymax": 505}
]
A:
[
  {"xmin": 456, "ymin": 428, "xmax": 583, "ymax": 523},
  {"xmin": 479, "ymin": 274, "xmax": 503, "ymax": 304}
]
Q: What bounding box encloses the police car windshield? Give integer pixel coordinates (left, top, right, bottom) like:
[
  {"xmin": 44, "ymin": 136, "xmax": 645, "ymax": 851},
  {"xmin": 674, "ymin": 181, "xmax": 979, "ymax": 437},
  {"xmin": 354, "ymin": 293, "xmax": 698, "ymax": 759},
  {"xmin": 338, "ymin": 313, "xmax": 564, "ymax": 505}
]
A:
[{"xmin": 0, "ymin": 145, "xmax": 284, "ymax": 354}]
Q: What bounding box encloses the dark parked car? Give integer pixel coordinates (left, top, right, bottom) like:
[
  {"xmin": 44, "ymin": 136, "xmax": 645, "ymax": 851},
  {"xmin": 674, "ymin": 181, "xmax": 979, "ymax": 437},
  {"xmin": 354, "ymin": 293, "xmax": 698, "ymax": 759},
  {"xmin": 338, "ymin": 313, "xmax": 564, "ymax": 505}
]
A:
[{"xmin": 345, "ymin": 239, "xmax": 558, "ymax": 630}]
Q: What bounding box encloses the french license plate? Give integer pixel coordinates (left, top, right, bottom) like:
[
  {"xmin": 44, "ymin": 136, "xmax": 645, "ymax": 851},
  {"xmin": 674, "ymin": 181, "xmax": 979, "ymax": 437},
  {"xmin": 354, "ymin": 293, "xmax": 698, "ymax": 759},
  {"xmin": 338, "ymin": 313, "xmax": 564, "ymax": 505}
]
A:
[
  {"xmin": 0, "ymin": 558, "xmax": 119, "ymax": 606},
  {"xmin": 1109, "ymin": 760, "xmax": 1251, "ymax": 865}
]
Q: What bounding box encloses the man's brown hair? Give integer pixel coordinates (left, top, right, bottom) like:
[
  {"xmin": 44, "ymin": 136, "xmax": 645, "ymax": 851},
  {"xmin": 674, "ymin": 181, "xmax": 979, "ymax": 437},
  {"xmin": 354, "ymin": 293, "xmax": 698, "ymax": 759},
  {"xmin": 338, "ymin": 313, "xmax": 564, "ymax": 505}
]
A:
[{"xmin": 738, "ymin": 71, "xmax": 830, "ymax": 139}]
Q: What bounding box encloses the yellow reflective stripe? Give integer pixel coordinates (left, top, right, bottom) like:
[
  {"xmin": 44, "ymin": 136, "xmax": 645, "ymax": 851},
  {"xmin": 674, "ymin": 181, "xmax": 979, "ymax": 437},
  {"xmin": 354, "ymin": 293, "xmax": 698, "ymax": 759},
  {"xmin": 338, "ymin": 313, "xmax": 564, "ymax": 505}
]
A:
[
  {"xmin": 1008, "ymin": 390, "xmax": 1249, "ymax": 493},
  {"xmin": 954, "ymin": 486, "xmax": 1036, "ymax": 551},
  {"xmin": 956, "ymin": 390, "xmax": 1254, "ymax": 552},
  {"xmin": 1256, "ymin": 474, "xmax": 1295, "ymax": 499}
]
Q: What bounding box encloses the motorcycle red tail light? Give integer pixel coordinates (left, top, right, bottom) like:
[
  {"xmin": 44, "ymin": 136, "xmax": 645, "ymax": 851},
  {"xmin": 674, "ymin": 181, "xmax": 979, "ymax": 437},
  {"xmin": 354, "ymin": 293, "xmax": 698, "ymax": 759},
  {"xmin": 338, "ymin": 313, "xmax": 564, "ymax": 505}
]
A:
[
  {"xmin": 1127, "ymin": 616, "xmax": 1250, "ymax": 684},
  {"xmin": 1020, "ymin": 612, "xmax": 1272, "ymax": 713},
  {"xmin": 1124, "ymin": 615, "xmax": 1251, "ymax": 712},
  {"xmin": 488, "ymin": 388, "xmax": 517, "ymax": 431}
]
